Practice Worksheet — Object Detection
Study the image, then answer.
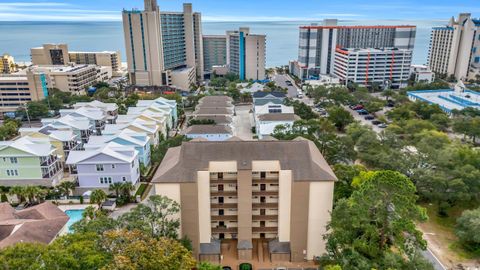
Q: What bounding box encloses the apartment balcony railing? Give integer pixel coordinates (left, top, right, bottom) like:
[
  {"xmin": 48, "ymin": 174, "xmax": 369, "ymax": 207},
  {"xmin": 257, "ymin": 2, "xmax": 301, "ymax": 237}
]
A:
[
  {"xmin": 252, "ymin": 190, "xmax": 278, "ymax": 196},
  {"xmin": 252, "ymin": 227, "xmax": 278, "ymax": 233},
  {"xmin": 210, "ymin": 190, "xmax": 237, "ymax": 196},
  {"xmin": 211, "ymin": 226, "xmax": 237, "ymax": 234},
  {"xmin": 40, "ymin": 155, "xmax": 57, "ymax": 167},
  {"xmin": 252, "ymin": 178, "xmax": 279, "ymax": 183},
  {"xmin": 252, "ymin": 203, "xmax": 277, "ymax": 208},
  {"xmin": 211, "ymin": 215, "xmax": 238, "ymax": 221},
  {"xmin": 210, "ymin": 203, "xmax": 236, "ymax": 209},
  {"xmin": 252, "ymin": 215, "xmax": 278, "ymax": 221}
]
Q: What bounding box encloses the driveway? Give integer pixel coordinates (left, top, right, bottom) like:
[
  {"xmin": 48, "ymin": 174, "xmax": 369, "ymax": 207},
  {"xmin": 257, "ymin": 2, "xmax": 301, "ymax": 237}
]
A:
[
  {"xmin": 233, "ymin": 104, "xmax": 254, "ymax": 140},
  {"xmin": 272, "ymin": 73, "xmax": 299, "ymax": 98}
]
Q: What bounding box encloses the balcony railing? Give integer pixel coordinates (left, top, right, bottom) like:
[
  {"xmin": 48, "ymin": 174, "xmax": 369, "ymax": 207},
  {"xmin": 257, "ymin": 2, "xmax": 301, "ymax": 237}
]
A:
[
  {"xmin": 252, "ymin": 203, "xmax": 277, "ymax": 208},
  {"xmin": 210, "ymin": 190, "xmax": 237, "ymax": 196},
  {"xmin": 252, "ymin": 215, "xmax": 278, "ymax": 221},
  {"xmin": 252, "ymin": 227, "xmax": 278, "ymax": 232},
  {"xmin": 210, "ymin": 203, "xmax": 236, "ymax": 209},
  {"xmin": 211, "ymin": 215, "xmax": 238, "ymax": 221},
  {"xmin": 252, "ymin": 190, "xmax": 278, "ymax": 196},
  {"xmin": 211, "ymin": 227, "xmax": 237, "ymax": 233}
]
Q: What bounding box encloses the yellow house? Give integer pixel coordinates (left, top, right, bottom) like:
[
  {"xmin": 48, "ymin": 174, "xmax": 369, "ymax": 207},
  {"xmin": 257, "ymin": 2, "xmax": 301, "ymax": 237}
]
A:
[{"xmin": 19, "ymin": 128, "xmax": 80, "ymax": 162}]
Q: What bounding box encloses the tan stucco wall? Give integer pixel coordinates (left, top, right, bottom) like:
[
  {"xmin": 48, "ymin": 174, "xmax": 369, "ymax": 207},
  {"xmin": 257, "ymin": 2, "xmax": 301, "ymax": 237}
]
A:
[
  {"xmin": 307, "ymin": 181, "xmax": 334, "ymax": 259},
  {"xmin": 209, "ymin": 161, "xmax": 237, "ymax": 172},
  {"xmin": 251, "ymin": 160, "xmax": 280, "ymax": 172},
  {"xmin": 290, "ymin": 181, "xmax": 310, "ymax": 262},
  {"xmin": 197, "ymin": 171, "xmax": 212, "ymax": 243},
  {"xmin": 154, "ymin": 183, "xmax": 182, "ymax": 236},
  {"xmin": 237, "ymin": 170, "xmax": 252, "ymax": 242},
  {"xmin": 278, "ymin": 170, "xmax": 292, "ymax": 242}
]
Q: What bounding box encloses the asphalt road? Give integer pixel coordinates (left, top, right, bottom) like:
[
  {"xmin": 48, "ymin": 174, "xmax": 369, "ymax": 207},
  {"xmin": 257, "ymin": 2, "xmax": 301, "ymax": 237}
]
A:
[
  {"xmin": 271, "ymin": 73, "xmax": 299, "ymax": 98},
  {"xmin": 421, "ymin": 249, "xmax": 446, "ymax": 270}
]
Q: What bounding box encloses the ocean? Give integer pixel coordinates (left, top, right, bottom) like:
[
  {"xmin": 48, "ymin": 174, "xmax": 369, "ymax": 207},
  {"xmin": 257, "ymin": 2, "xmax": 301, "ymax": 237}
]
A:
[{"xmin": 0, "ymin": 20, "xmax": 446, "ymax": 67}]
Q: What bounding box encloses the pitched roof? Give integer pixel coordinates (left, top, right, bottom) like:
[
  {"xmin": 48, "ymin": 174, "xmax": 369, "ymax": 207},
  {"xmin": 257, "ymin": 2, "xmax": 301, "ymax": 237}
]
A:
[
  {"xmin": 66, "ymin": 143, "xmax": 138, "ymax": 164},
  {"xmin": 73, "ymin": 100, "xmax": 118, "ymax": 111},
  {"xmin": 258, "ymin": 113, "xmax": 300, "ymax": 122},
  {"xmin": 200, "ymin": 96, "xmax": 233, "ymax": 103},
  {"xmin": 192, "ymin": 115, "xmax": 232, "ymax": 125},
  {"xmin": 0, "ymin": 202, "xmax": 68, "ymax": 249},
  {"xmin": 0, "ymin": 136, "xmax": 56, "ymax": 157},
  {"xmin": 194, "ymin": 107, "xmax": 233, "ymax": 115},
  {"xmin": 59, "ymin": 107, "xmax": 106, "ymax": 121},
  {"xmin": 185, "ymin": 125, "xmax": 232, "ymax": 135},
  {"xmin": 152, "ymin": 139, "xmax": 337, "ymax": 183},
  {"xmin": 252, "ymin": 91, "xmax": 286, "ymax": 98}
]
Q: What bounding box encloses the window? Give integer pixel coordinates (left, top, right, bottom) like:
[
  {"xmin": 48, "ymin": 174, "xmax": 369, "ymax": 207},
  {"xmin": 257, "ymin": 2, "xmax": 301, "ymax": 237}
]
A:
[
  {"xmin": 10, "ymin": 157, "xmax": 17, "ymax": 164},
  {"xmin": 6, "ymin": 169, "xmax": 18, "ymax": 176},
  {"xmin": 217, "ymin": 172, "xmax": 223, "ymax": 179},
  {"xmin": 218, "ymin": 197, "xmax": 224, "ymax": 204},
  {"xmin": 218, "ymin": 184, "xmax": 224, "ymax": 191},
  {"xmin": 122, "ymin": 176, "xmax": 127, "ymax": 182},
  {"xmin": 260, "ymin": 196, "xmax": 266, "ymax": 203},
  {"xmin": 100, "ymin": 177, "xmax": 112, "ymax": 184},
  {"xmin": 219, "ymin": 209, "xmax": 224, "ymax": 216},
  {"xmin": 260, "ymin": 184, "xmax": 266, "ymax": 191},
  {"xmin": 96, "ymin": 164, "xmax": 104, "ymax": 171},
  {"xmin": 111, "ymin": 164, "xmax": 116, "ymax": 169},
  {"xmin": 260, "ymin": 221, "xmax": 265, "ymax": 227},
  {"xmin": 475, "ymin": 57, "xmax": 480, "ymax": 64},
  {"xmin": 260, "ymin": 209, "xmax": 266, "ymax": 215},
  {"xmin": 260, "ymin": 172, "xmax": 266, "ymax": 178}
]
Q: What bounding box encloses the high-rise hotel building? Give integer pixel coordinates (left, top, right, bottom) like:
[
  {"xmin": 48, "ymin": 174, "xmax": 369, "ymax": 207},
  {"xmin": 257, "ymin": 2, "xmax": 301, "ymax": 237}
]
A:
[
  {"xmin": 290, "ymin": 19, "xmax": 416, "ymax": 79},
  {"xmin": 122, "ymin": 0, "xmax": 203, "ymax": 89},
  {"xmin": 203, "ymin": 28, "xmax": 266, "ymax": 81},
  {"xmin": 334, "ymin": 48, "xmax": 412, "ymax": 89},
  {"xmin": 428, "ymin": 13, "xmax": 480, "ymax": 81},
  {"xmin": 152, "ymin": 138, "xmax": 337, "ymax": 263}
]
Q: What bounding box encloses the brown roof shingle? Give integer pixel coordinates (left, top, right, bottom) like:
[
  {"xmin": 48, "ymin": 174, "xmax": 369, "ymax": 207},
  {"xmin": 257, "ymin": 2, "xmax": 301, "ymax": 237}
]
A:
[
  {"xmin": 152, "ymin": 139, "xmax": 337, "ymax": 183},
  {"xmin": 185, "ymin": 125, "xmax": 232, "ymax": 135},
  {"xmin": 0, "ymin": 202, "xmax": 69, "ymax": 249}
]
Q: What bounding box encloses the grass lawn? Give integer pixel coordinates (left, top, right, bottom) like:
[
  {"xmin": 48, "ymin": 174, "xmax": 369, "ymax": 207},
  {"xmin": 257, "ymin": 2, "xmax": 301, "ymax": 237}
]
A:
[{"xmin": 418, "ymin": 203, "xmax": 480, "ymax": 267}]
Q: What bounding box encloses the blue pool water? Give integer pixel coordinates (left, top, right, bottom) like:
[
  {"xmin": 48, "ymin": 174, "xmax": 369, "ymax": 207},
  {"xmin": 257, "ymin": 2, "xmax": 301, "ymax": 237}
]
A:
[{"xmin": 65, "ymin": 209, "xmax": 84, "ymax": 233}]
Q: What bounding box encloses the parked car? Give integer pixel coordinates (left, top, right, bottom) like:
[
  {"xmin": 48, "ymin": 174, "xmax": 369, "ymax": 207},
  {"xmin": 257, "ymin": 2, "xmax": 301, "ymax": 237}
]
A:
[
  {"xmin": 372, "ymin": 120, "xmax": 382, "ymax": 125},
  {"xmin": 387, "ymin": 100, "xmax": 395, "ymax": 107},
  {"xmin": 378, "ymin": 123, "xmax": 388, "ymax": 128},
  {"xmin": 357, "ymin": 109, "xmax": 369, "ymax": 115},
  {"xmin": 364, "ymin": 115, "xmax": 375, "ymax": 120},
  {"xmin": 352, "ymin": 104, "xmax": 364, "ymax": 110}
]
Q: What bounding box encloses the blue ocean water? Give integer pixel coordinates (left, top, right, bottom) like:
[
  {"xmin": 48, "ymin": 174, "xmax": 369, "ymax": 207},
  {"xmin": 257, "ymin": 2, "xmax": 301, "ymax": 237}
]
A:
[{"xmin": 0, "ymin": 20, "xmax": 446, "ymax": 67}]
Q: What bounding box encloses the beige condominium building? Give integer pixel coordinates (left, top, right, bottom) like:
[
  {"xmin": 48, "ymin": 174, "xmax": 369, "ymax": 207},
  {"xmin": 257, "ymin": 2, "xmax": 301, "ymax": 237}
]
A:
[
  {"xmin": 122, "ymin": 0, "xmax": 203, "ymax": 89},
  {"xmin": 0, "ymin": 54, "xmax": 17, "ymax": 74},
  {"xmin": 152, "ymin": 138, "xmax": 337, "ymax": 263},
  {"xmin": 30, "ymin": 43, "xmax": 122, "ymax": 76},
  {"xmin": 28, "ymin": 64, "xmax": 111, "ymax": 95},
  {"xmin": 0, "ymin": 71, "xmax": 48, "ymax": 113},
  {"xmin": 226, "ymin": 28, "xmax": 266, "ymax": 81},
  {"xmin": 428, "ymin": 13, "xmax": 480, "ymax": 81}
]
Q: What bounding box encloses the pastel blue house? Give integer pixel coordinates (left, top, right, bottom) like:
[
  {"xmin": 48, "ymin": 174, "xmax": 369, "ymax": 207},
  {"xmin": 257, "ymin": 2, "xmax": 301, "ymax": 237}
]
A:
[
  {"xmin": 136, "ymin": 97, "xmax": 178, "ymax": 127},
  {"xmin": 86, "ymin": 131, "xmax": 151, "ymax": 167}
]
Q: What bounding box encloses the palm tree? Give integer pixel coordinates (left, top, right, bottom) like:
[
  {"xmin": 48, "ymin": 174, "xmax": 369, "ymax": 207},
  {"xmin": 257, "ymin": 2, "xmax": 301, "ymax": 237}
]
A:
[
  {"xmin": 58, "ymin": 181, "xmax": 76, "ymax": 197},
  {"xmin": 121, "ymin": 182, "xmax": 135, "ymax": 197},
  {"xmin": 90, "ymin": 189, "xmax": 107, "ymax": 208},
  {"xmin": 109, "ymin": 182, "xmax": 123, "ymax": 198},
  {"xmin": 24, "ymin": 186, "xmax": 44, "ymax": 204},
  {"xmin": 82, "ymin": 205, "xmax": 96, "ymax": 220},
  {"xmin": 0, "ymin": 186, "xmax": 10, "ymax": 202},
  {"xmin": 9, "ymin": 186, "xmax": 26, "ymax": 203}
]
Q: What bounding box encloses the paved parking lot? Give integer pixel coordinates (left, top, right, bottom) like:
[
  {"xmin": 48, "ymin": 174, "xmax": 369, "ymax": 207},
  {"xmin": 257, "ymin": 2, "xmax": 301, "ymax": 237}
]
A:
[{"xmin": 271, "ymin": 74, "xmax": 299, "ymax": 98}]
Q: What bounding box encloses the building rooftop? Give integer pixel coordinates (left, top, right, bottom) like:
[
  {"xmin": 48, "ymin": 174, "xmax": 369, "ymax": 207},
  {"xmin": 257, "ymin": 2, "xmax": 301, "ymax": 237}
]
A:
[
  {"xmin": 407, "ymin": 88, "xmax": 480, "ymax": 112},
  {"xmin": 0, "ymin": 202, "xmax": 69, "ymax": 249},
  {"xmin": 252, "ymin": 92, "xmax": 286, "ymax": 98},
  {"xmin": 66, "ymin": 142, "xmax": 138, "ymax": 165},
  {"xmin": 0, "ymin": 136, "xmax": 56, "ymax": 157},
  {"xmin": 192, "ymin": 115, "xmax": 232, "ymax": 125},
  {"xmin": 194, "ymin": 107, "xmax": 233, "ymax": 115},
  {"xmin": 257, "ymin": 113, "xmax": 300, "ymax": 122},
  {"xmin": 336, "ymin": 47, "xmax": 412, "ymax": 54},
  {"xmin": 152, "ymin": 138, "xmax": 337, "ymax": 183},
  {"xmin": 185, "ymin": 125, "xmax": 232, "ymax": 135}
]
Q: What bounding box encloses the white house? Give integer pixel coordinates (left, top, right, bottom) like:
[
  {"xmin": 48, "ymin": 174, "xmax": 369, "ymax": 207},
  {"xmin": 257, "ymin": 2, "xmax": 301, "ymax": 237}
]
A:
[
  {"xmin": 256, "ymin": 113, "xmax": 300, "ymax": 139},
  {"xmin": 254, "ymin": 102, "xmax": 294, "ymax": 116},
  {"xmin": 66, "ymin": 143, "xmax": 140, "ymax": 191},
  {"xmin": 185, "ymin": 125, "xmax": 233, "ymax": 141}
]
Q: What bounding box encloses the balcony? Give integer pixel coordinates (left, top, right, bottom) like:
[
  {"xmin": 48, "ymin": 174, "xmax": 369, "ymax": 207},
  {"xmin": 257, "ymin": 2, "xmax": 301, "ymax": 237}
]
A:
[
  {"xmin": 252, "ymin": 203, "xmax": 277, "ymax": 208},
  {"xmin": 211, "ymin": 203, "xmax": 236, "ymax": 209},
  {"xmin": 212, "ymin": 226, "xmax": 237, "ymax": 233},
  {"xmin": 252, "ymin": 178, "xmax": 278, "ymax": 184},
  {"xmin": 40, "ymin": 155, "xmax": 58, "ymax": 167},
  {"xmin": 252, "ymin": 190, "xmax": 278, "ymax": 196},
  {"xmin": 210, "ymin": 190, "xmax": 237, "ymax": 196},
  {"xmin": 252, "ymin": 227, "xmax": 278, "ymax": 233},
  {"xmin": 211, "ymin": 215, "xmax": 238, "ymax": 221},
  {"xmin": 252, "ymin": 215, "xmax": 278, "ymax": 221}
]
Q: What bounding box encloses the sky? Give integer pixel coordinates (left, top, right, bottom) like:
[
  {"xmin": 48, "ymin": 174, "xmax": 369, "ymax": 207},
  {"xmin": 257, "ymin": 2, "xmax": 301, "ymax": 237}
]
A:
[{"xmin": 0, "ymin": 0, "xmax": 479, "ymax": 22}]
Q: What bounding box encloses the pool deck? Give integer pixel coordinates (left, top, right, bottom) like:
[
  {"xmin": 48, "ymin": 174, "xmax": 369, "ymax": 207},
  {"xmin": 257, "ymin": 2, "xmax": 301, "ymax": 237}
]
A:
[{"xmin": 57, "ymin": 204, "xmax": 97, "ymax": 211}]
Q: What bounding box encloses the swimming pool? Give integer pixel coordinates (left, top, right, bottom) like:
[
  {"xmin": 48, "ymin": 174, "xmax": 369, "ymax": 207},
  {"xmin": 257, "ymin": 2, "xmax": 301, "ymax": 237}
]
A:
[{"xmin": 65, "ymin": 209, "xmax": 84, "ymax": 233}]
